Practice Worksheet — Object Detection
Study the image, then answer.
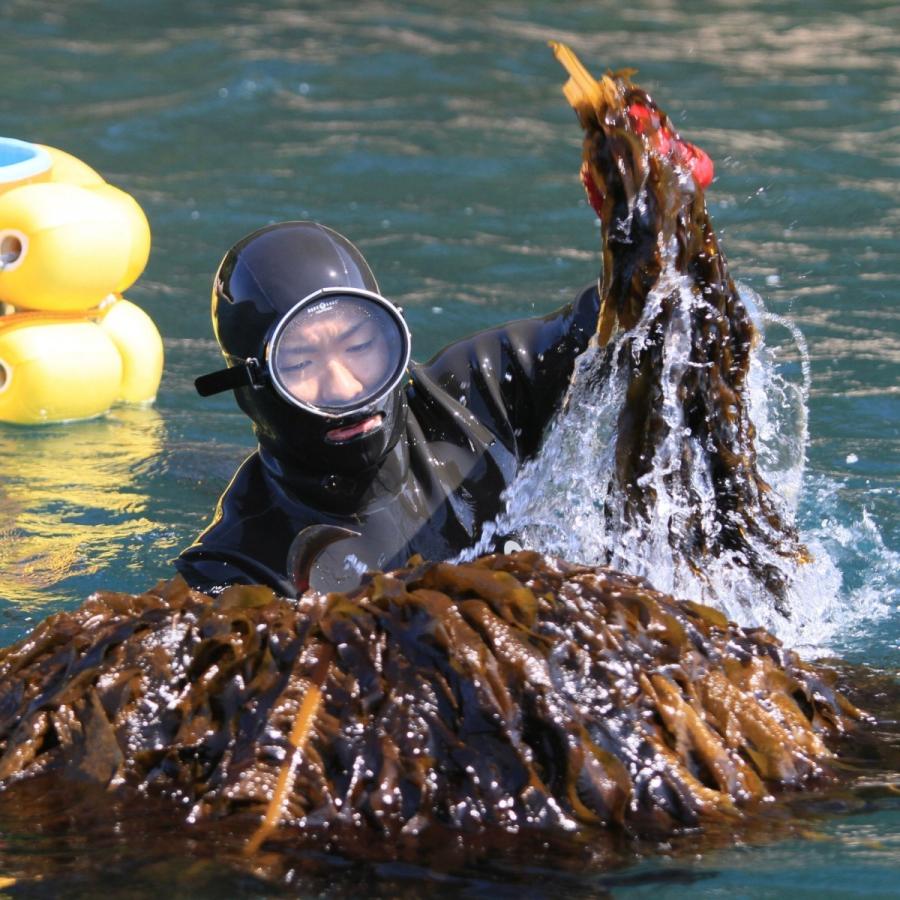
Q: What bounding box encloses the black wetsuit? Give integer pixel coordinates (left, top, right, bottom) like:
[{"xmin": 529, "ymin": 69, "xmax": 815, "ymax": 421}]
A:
[{"xmin": 175, "ymin": 284, "xmax": 600, "ymax": 596}]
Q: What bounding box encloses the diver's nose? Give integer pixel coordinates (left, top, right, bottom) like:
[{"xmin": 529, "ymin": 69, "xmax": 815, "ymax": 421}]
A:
[{"xmin": 319, "ymin": 358, "xmax": 363, "ymax": 404}]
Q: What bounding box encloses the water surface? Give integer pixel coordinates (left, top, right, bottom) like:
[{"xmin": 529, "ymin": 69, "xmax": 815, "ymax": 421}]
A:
[{"xmin": 0, "ymin": 0, "xmax": 897, "ymax": 895}]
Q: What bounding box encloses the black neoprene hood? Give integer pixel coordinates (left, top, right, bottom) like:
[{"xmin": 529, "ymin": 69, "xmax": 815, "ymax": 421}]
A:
[
  {"xmin": 207, "ymin": 221, "xmax": 410, "ymax": 474},
  {"xmin": 213, "ymin": 221, "xmax": 380, "ymax": 355}
]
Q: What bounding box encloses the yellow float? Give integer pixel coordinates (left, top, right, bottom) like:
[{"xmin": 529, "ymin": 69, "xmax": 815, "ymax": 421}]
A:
[{"xmin": 0, "ymin": 137, "xmax": 163, "ymax": 424}]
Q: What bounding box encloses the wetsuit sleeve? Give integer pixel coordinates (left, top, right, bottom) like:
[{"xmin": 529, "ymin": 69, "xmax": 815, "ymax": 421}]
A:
[
  {"xmin": 173, "ymin": 547, "xmax": 296, "ymax": 598},
  {"xmin": 421, "ymin": 282, "xmax": 600, "ymax": 461},
  {"xmin": 173, "ymin": 453, "xmax": 298, "ymax": 597}
]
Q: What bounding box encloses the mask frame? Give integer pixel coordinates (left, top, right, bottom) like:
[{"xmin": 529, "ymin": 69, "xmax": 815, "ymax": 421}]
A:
[{"xmin": 196, "ymin": 287, "xmax": 411, "ymax": 421}]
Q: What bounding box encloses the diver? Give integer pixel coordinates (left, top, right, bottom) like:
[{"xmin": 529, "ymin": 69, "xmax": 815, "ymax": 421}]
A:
[{"xmin": 175, "ymin": 220, "xmax": 601, "ymax": 596}]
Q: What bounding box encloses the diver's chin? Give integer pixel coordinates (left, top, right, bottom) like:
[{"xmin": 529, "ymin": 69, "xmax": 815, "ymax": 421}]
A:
[{"xmin": 325, "ymin": 413, "xmax": 384, "ymax": 444}]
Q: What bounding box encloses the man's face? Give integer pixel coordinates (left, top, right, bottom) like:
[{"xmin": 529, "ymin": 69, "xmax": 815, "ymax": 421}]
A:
[{"xmin": 273, "ymin": 298, "xmax": 398, "ymax": 410}]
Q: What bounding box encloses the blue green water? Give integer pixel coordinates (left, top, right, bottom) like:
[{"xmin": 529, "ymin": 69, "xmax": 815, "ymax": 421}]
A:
[{"xmin": 0, "ymin": 0, "xmax": 898, "ymax": 895}]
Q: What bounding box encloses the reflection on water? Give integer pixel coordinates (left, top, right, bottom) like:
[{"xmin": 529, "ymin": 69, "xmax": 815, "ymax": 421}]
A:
[{"xmin": 0, "ymin": 406, "xmax": 164, "ymax": 608}]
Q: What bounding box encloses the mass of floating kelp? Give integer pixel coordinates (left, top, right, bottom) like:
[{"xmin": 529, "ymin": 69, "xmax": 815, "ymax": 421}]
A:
[{"xmin": 0, "ymin": 553, "xmax": 858, "ymax": 859}]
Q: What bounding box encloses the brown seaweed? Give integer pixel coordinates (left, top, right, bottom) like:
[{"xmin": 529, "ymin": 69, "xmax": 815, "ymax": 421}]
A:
[
  {"xmin": 0, "ymin": 555, "xmax": 857, "ymax": 864},
  {"xmin": 552, "ymin": 44, "xmax": 808, "ymax": 612}
]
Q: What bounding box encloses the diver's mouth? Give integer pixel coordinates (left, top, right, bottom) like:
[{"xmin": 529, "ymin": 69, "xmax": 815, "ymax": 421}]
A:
[{"xmin": 325, "ymin": 414, "xmax": 384, "ymax": 443}]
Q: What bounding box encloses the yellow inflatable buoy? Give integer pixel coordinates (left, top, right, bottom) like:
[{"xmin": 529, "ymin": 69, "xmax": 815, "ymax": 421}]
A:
[
  {"xmin": 99, "ymin": 299, "xmax": 164, "ymax": 404},
  {"xmin": 39, "ymin": 143, "xmax": 105, "ymax": 188},
  {"xmin": 0, "ymin": 182, "xmax": 139, "ymax": 312},
  {"xmin": 0, "ymin": 317, "xmax": 122, "ymax": 423},
  {"xmin": 0, "ymin": 136, "xmax": 162, "ymax": 424}
]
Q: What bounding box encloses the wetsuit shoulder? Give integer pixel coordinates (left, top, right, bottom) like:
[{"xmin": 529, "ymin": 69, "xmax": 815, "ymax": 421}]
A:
[{"xmin": 418, "ymin": 283, "xmax": 599, "ymax": 460}]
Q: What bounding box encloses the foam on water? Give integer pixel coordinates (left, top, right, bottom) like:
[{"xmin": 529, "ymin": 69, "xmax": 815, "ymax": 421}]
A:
[
  {"xmin": 798, "ymin": 477, "xmax": 898, "ymax": 660},
  {"xmin": 461, "ymin": 282, "xmax": 894, "ymax": 658}
]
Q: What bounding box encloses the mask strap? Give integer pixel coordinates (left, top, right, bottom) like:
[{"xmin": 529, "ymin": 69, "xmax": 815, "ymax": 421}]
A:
[{"xmin": 195, "ymin": 358, "xmax": 266, "ymax": 397}]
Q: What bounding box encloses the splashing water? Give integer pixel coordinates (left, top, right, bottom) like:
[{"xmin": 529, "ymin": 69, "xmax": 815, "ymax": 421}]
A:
[
  {"xmin": 799, "ymin": 478, "xmax": 898, "ymax": 661},
  {"xmin": 463, "ymin": 281, "xmax": 891, "ymax": 655},
  {"xmin": 473, "ymin": 39, "xmax": 895, "ymax": 659}
]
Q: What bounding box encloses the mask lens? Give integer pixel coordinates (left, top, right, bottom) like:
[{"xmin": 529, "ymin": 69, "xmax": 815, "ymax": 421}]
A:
[{"xmin": 271, "ymin": 294, "xmax": 407, "ymax": 412}]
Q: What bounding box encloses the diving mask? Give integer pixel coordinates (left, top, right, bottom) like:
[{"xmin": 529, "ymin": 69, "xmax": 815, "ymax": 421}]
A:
[{"xmin": 196, "ymin": 287, "xmax": 411, "ymax": 419}]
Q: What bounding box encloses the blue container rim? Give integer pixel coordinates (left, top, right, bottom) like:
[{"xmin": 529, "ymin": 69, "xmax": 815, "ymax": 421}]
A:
[{"xmin": 0, "ymin": 137, "xmax": 52, "ymax": 184}]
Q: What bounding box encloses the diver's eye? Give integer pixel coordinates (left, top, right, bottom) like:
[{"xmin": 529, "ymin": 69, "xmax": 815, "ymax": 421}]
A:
[
  {"xmin": 282, "ymin": 360, "xmax": 313, "ymax": 373},
  {"xmin": 346, "ymin": 338, "xmax": 375, "ymax": 354}
]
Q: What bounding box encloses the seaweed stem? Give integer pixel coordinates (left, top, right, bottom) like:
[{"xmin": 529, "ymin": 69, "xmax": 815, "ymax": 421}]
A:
[{"xmin": 244, "ymin": 644, "xmax": 333, "ymax": 855}]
